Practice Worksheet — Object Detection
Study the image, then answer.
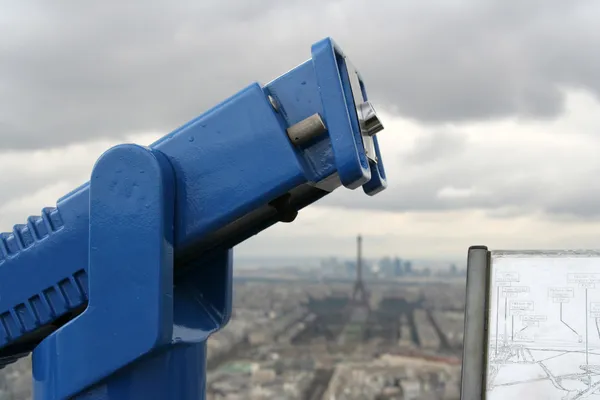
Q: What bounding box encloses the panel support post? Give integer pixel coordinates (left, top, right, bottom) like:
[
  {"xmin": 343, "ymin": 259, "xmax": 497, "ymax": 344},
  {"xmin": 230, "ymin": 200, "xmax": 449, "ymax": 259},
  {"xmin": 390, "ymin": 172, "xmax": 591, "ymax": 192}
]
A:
[{"xmin": 460, "ymin": 246, "xmax": 490, "ymax": 400}]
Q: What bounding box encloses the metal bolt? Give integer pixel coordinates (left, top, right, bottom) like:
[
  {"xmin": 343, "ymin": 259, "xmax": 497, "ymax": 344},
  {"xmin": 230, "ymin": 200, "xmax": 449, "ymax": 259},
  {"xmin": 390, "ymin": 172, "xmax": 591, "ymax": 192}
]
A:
[{"xmin": 286, "ymin": 114, "xmax": 327, "ymax": 146}]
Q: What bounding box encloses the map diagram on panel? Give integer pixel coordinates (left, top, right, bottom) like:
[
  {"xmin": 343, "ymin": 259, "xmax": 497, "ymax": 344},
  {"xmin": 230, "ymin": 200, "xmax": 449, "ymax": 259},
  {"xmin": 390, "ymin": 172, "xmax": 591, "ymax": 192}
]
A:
[{"xmin": 486, "ymin": 255, "xmax": 600, "ymax": 400}]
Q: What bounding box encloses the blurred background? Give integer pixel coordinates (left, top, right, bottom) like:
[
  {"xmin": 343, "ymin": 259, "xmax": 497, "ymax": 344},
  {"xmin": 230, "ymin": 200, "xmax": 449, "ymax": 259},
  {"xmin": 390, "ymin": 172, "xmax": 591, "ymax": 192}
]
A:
[{"xmin": 2, "ymin": 0, "xmax": 600, "ymax": 399}]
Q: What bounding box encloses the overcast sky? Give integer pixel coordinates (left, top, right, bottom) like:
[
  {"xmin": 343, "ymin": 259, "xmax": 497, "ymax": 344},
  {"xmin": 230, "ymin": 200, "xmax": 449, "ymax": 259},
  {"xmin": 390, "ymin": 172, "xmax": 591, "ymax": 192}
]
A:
[{"xmin": 2, "ymin": 0, "xmax": 600, "ymax": 263}]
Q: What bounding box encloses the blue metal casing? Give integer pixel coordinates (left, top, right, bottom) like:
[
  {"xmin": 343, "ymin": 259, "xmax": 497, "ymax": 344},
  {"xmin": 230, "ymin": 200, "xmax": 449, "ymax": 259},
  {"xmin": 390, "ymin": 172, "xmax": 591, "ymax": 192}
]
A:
[{"xmin": 0, "ymin": 38, "xmax": 388, "ymax": 399}]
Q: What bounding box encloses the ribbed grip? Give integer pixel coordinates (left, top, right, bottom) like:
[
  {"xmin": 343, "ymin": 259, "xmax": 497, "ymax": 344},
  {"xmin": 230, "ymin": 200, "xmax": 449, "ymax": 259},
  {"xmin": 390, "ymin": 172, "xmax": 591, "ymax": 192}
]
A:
[{"xmin": 0, "ymin": 208, "xmax": 88, "ymax": 369}]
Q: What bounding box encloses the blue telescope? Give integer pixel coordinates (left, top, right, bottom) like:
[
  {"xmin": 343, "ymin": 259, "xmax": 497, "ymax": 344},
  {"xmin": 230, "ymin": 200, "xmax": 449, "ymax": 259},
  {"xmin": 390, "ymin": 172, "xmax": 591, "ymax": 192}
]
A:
[{"xmin": 0, "ymin": 38, "xmax": 387, "ymax": 400}]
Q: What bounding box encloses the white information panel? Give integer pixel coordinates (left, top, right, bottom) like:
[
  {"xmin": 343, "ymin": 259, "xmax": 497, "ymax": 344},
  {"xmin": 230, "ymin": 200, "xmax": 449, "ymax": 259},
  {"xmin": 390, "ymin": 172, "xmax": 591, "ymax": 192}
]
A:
[{"xmin": 486, "ymin": 252, "xmax": 600, "ymax": 399}]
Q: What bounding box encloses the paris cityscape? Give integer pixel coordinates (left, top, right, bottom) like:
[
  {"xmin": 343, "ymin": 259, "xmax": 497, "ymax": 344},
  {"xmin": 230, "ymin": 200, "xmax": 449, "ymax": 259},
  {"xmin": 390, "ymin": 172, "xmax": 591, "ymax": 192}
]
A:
[{"xmin": 0, "ymin": 236, "xmax": 467, "ymax": 400}]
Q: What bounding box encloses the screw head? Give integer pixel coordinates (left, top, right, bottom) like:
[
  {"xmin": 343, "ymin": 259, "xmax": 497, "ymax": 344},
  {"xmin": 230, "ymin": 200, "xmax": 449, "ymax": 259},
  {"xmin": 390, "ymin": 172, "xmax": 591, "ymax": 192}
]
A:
[{"xmin": 268, "ymin": 95, "xmax": 279, "ymax": 113}]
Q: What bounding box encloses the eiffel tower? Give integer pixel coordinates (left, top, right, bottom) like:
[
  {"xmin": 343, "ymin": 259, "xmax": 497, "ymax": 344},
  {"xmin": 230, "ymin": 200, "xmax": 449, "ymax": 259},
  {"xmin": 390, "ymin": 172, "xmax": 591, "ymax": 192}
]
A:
[{"xmin": 351, "ymin": 234, "xmax": 370, "ymax": 309}]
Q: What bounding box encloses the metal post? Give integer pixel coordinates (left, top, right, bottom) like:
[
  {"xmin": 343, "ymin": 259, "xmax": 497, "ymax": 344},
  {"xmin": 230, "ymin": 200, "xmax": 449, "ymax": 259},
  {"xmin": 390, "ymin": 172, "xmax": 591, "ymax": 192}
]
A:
[{"xmin": 460, "ymin": 246, "xmax": 490, "ymax": 400}]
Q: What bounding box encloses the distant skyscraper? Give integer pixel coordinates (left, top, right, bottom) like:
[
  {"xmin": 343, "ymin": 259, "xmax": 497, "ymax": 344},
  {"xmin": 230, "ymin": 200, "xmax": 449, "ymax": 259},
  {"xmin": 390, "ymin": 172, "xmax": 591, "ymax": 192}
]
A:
[
  {"xmin": 393, "ymin": 257, "xmax": 403, "ymax": 276},
  {"xmin": 404, "ymin": 260, "xmax": 413, "ymax": 275},
  {"xmin": 450, "ymin": 264, "xmax": 458, "ymax": 275},
  {"xmin": 345, "ymin": 261, "xmax": 356, "ymax": 278},
  {"xmin": 378, "ymin": 256, "xmax": 393, "ymax": 277}
]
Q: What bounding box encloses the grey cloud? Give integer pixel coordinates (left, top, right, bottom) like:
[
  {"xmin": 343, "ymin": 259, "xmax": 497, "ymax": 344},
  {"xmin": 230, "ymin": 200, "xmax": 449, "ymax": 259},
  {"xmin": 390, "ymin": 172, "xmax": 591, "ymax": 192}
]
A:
[
  {"xmin": 320, "ymin": 172, "xmax": 543, "ymax": 218},
  {"xmin": 0, "ymin": 169, "xmax": 86, "ymax": 207},
  {"xmin": 0, "ymin": 175, "xmax": 46, "ymax": 205},
  {"xmin": 318, "ymin": 127, "xmax": 600, "ymax": 219},
  {"xmin": 542, "ymin": 169, "xmax": 600, "ymax": 217},
  {"xmin": 1, "ymin": 0, "xmax": 600, "ymax": 150},
  {"xmin": 321, "ymin": 170, "xmax": 541, "ymax": 215},
  {"xmin": 404, "ymin": 130, "xmax": 467, "ymax": 164}
]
